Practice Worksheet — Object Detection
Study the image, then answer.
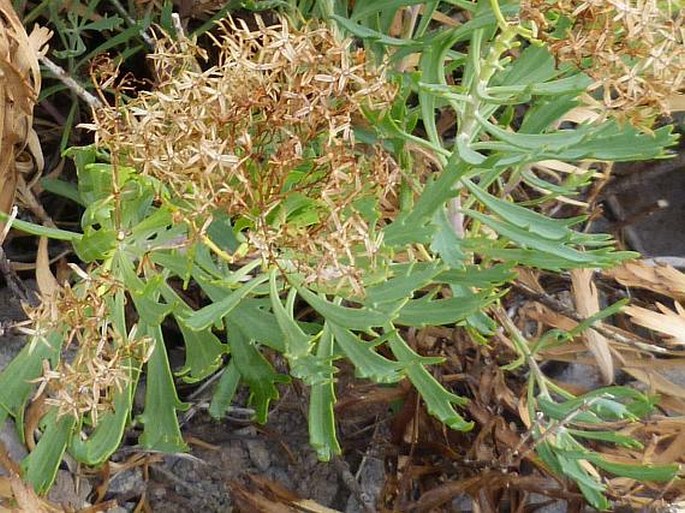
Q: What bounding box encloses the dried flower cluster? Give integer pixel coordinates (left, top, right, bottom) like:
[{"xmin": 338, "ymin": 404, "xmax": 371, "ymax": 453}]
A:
[
  {"xmin": 93, "ymin": 16, "xmax": 400, "ymax": 291},
  {"xmin": 24, "ymin": 272, "xmax": 149, "ymax": 424},
  {"xmin": 522, "ymin": 0, "xmax": 684, "ymax": 125}
]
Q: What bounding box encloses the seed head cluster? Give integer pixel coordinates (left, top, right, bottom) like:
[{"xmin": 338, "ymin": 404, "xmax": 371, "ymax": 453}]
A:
[
  {"xmin": 93, "ymin": 16, "xmax": 400, "ymax": 291},
  {"xmin": 24, "ymin": 272, "xmax": 149, "ymax": 424},
  {"xmin": 522, "ymin": 0, "xmax": 684, "ymax": 126}
]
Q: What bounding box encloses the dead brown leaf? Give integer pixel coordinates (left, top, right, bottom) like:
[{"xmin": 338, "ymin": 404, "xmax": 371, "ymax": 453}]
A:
[
  {"xmin": 571, "ymin": 268, "xmax": 614, "ymax": 384},
  {"xmin": 652, "ymin": 430, "xmax": 685, "ymax": 465},
  {"xmin": 0, "ymin": 0, "xmax": 49, "ymax": 230},
  {"xmin": 623, "ymin": 365, "xmax": 685, "ymax": 400},
  {"xmin": 606, "ymin": 260, "xmax": 685, "ymax": 301},
  {"xmin": 36, "ymin": 236, "xmax": 59, "ymax": 300},
  {"xmin": 8, "ymin": 474, "xmax": 62, "ymax": 512},
  {"xmin": 624, "ymin": 302, "xmax": 685, "ymax": 346}
]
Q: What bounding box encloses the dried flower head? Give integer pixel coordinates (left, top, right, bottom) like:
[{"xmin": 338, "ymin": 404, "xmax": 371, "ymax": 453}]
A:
[
  {"xmin": 521, "ymin": 0, "xmax": 685, "ymax": 126},
  {"xmin": 93, "ymin": 16, "xmax": 400, "ymax": 292},
  {"xmin": 25, "ymin": 270, "xmax": 150, "ymax": 424}
]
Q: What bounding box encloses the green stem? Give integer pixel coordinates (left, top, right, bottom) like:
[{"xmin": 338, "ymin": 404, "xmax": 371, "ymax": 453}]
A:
[
  {"xmin": 493, "ymin": 306, "xmax": 550, "ymax": 398},
  {"xmin": 488, "ymin": 0, "xmax": 509, "ymax": 32},
  {"xmin": 0, "ymin": 210, "xmax": 82, "ymax": 242}
]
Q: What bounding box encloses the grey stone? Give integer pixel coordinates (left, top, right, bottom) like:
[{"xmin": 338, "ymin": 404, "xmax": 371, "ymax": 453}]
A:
[
  {"xmin": 246, "ymin": 439, "xmax": 271, "ymax": 471},
  {"xmin": 108, "ymin": 467, "xmax": 145, "ymax": 498},
  {"xmin": 346, "ymin": 457, "xmax": 384, "ymax": 513},
  {"xmin": 0, "ymin": 419, "xmax": 27, "ymax": 476},
  {"xmin": 47, "ymin": 469, "xmax": 92, "ymax": 509}
]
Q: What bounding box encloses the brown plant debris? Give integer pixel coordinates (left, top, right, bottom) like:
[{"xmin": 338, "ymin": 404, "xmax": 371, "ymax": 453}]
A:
[
  {"xmin": 624, "ymin": 301, "xmax": 685, "ymax": 346},
  {"xmin": 521, "ymin": 0, "xmax": 685, "ymax": 126},
  {"xmin": 570, "ymin": 268, "xmax": 614, "ymax": 383},
  {"xmin": 0, "ymin": 0, "xmax": 50, "ymax": 230},
  {"xmin": 92, "ymin": 16, "xmax": 400, "ymax": 293},
  {"xmin": 604, "ymin": 259, "xmax": 685, "ymax": 301}
]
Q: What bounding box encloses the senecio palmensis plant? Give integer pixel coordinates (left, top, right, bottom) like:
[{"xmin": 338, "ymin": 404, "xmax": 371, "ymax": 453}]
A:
[
  {"xmin": 95, "ymin": 16, "xmax": 400, "ymax": 293},
  {"xmin": 1, "ymin": 4, "xmax": 682, "ymax": 506}
]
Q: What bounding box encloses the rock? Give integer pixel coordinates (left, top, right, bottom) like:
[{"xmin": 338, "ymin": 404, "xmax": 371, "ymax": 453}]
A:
[
  {"xmin": 0, "ymin": 419, "xmax": 27, "ymax": 476},
  {"xmin": 47, "ymin": 469, "xmax": 92, "ymax": 510},
  {"xmin": 346, "ymin": 457, "xmax": 384, "ymax": 513},
  {"xmin": 245, "ymin": 439, "xmax": 271, "ymax": 471},
  {"xmin": 107, "ymin": 467, "xmax": 145, "ymax": 500}
]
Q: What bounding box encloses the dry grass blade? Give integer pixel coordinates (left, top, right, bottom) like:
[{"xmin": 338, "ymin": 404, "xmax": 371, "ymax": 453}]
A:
[
  {"xmin": 623, "ymin": 365, "xmax": 685, "ymax": 400},
  {"xmin": 605, "ymin": 260, "xmax": 685, "ymax": 302},
  {"xmin": 0, "ymin": 0, "xmax": 49, "ymax": 231},
  {"xmin": 36, "ymin": 235, "xmax": 59, "ymax": 299},
  {"xmin": 624, "ymin": 302, "xmax": 685, "ymax": 346},
  {"xmin": 571, "ymin": 268, "xmax": 614, "ymax": 384}
]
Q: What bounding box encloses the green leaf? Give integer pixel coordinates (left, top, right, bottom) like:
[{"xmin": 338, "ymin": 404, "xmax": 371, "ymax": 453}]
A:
[
  {"xmin": 464, "ymin": 180, "xmax": 581, "ymax": 240},
  {"xmin": 328, "ymin": 322, "xmax": 402, "ymax": 383},
  {"xmin": 270, "ymin": 275, "xmax": 332, "ymax": 385},
  {"xmin": 331, "ymin": 14, "xmax": 416, "ymax": 47},
  {"xmin": 309, "ymin": 324, "xmax": 341, "ymax": 461},
  {"xmin": 206, "ymin": 211, "xmax": 243, "ymax": 254},
  {"xmin": 23, "ymin": 411, "xmax": 76, "ymax": 493},
  {"xmin": 176, "ymin": 321, "xmax": 227, "ymax": 383},
  {"xmin": 479, "ymin": 115, "xmax": 676, "ymax": 162},
  {"xmin": 395, "ymin": 291, "xmax": 495, "ymax": 327},
  {"xmin": 270, "ymin": 274, "xmax": 312, "ymax": 359},
  {"xmin": 519, "ymin": 96, "xmax": 580, "ymax": 133},
  {"xmin": 567, "ymin": 429, "xmax": 643, "ymax": 449},
  {"xmin": 0, "ymin": 211, "xmax": 82, "ymax": 242},
  {"xmin": 467, "ymin": 210, "xmax": 604, "ymax": 265},
  {"xmin": 464, "ymin": 238, "xmax": 634, "ymax": 271},
  {"xmin": 226, "ymin": 298, "xmax": 286, "ymax": 352},
  {"xmin": 40, "ymin": 177, "xmax": 84, "ymax": 206},
  {"xmin": 74, "ymin": 226, "xmax": 117, "ymax": 262},
  {"xmin": 185, "ymin": 274, "xmax": 270, "ymax": 331},
  {"xmin": 209, "ymin": 361, "xmax": 241, "ymax": 419},
  {"xmin": 117, "ymin": 258, "xmax": 172, "ymax": 325},
  {"xmin": 537, "ymin": 397, "xmax": 603, "ymax": 424},
  {"xmin": 556, "ymin": 453, "xmax": 609, "ymax": 510},
  {"xmin": 496, "ymin": 44, "xmax": 559, "ymax": 88},
  {"xmin": 430, "ymin": 208, "xmax": 466, "ymax": 268},
  {"xmin": 582, "ymin": 452, "xmax": 679, "ymax": 482},
  {"xmin": 159, "ymin": 282, "xmax": 227, "ymax": 382},
  {"xmin": 0, "ymin": 331, "xmax": 62, "ymax": 418},
  {"xmin": 364, "ymin": 262, "xmax": 444, "ymax": 306},
  {"xmin": 437, "ymin": 263, "xmax": 516, "ymax": 288},
  {"xmin": 229, "ymin": 326, "xmax": 289, "ymax": 423},
  {"xmin": 70, "ymin": 360, "xmax": 140, "ymax": 465},
  {"xmin": 387, "ymin": 330, "xmax": 473, "ymax": 431},
  {"xmin": 138, "ymin": 325, "xmax": 188, "ymax": 452},
  {"xmin": 576, "ymin": 122, "xmax": 677, "ymax": 161},
  {"xmin": 384, "ymin": 159, "xmax": 470, "ymax": 246},
  {"xmin": 297, "ymin": 286, "xmax": 396, "ymax": 331}
]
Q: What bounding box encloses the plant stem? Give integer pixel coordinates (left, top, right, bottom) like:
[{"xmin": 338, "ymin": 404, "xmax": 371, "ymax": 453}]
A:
[{"xmin": 492, "ymin": 305, "xmax": 550, "ymax": 398}]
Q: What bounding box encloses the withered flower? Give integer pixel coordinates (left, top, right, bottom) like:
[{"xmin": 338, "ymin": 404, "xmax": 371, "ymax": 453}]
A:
[
  {"xmin": 94, "ymin": 16, "xmax": 400, "ymax": 292},
  {"xmin": 521, "ymin": 0, "xmax": 684, "ymax": 126},
  {"xmin": 25, "ymin": 271, "xmax": 150, "ymax": 424}
]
